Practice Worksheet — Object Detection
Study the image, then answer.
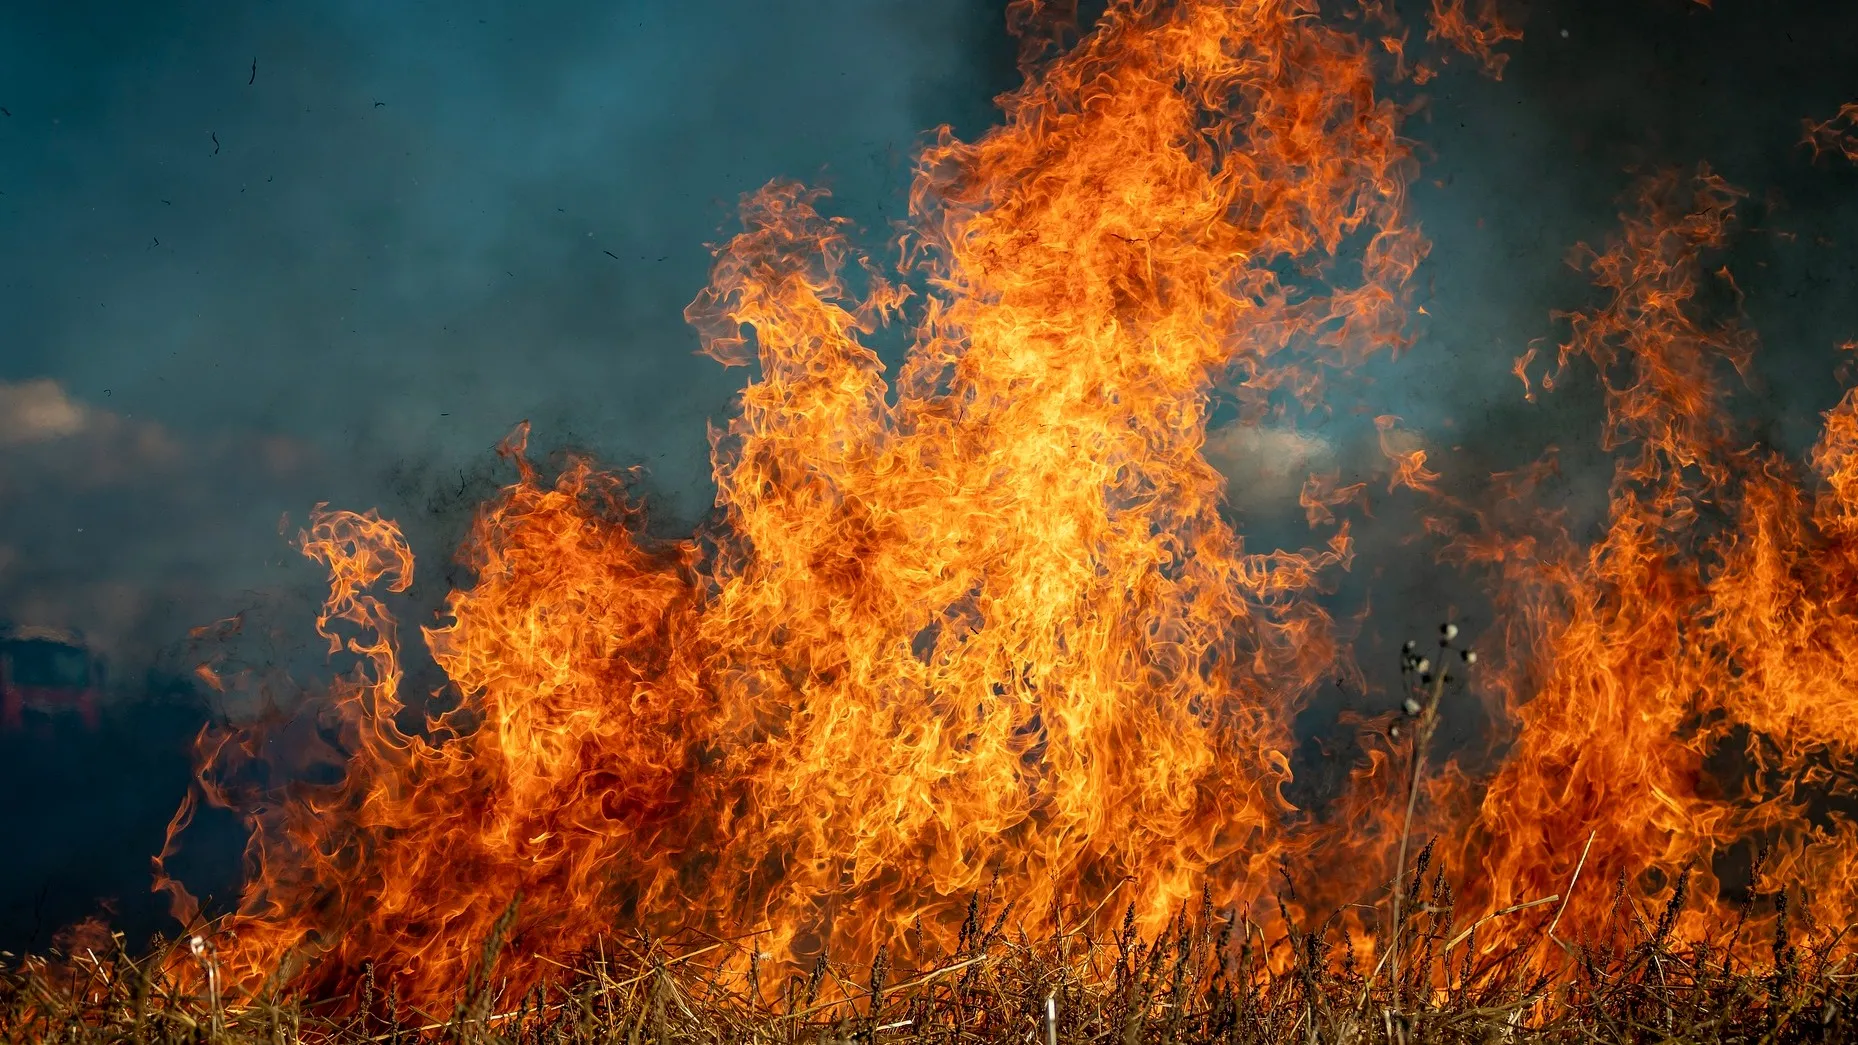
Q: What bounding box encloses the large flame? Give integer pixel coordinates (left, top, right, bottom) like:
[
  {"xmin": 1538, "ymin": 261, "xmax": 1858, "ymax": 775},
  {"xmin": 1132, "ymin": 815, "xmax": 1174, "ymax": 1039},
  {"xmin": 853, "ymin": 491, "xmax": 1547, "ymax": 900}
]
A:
[
  {"xmin": 153, "ymin": 0, "xmax": 1858, "ymax": 1010},
  {"xmin": 1440, "ymin": 167, "xmax": 1858, "ymax": 952},
  {"xmin": 161, "ymin": 0, "xmax": 1425, "ymax": 1004}
]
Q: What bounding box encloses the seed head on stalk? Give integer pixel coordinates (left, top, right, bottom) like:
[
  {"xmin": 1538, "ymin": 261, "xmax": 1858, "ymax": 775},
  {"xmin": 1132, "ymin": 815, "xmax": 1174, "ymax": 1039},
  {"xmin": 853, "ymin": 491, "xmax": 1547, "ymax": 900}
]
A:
[{"xmin": 1386, "ymin": 620, "xmax": 1475, "ymax": 1014}]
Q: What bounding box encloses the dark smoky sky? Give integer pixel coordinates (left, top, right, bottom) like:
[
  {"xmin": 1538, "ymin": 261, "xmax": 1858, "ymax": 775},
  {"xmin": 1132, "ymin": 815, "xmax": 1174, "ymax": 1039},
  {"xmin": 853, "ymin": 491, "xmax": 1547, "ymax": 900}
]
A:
[
  {"xmin": 0, "ymin": 0, "xmax": 1019, "ymax": 663},
  {"xmin": 1, "ymin": 0, "xmax": 1857, "ymax": 949},
  {"xmin": 1340, "ymin": 0, "xmax": 1858, "ymax": 706}
]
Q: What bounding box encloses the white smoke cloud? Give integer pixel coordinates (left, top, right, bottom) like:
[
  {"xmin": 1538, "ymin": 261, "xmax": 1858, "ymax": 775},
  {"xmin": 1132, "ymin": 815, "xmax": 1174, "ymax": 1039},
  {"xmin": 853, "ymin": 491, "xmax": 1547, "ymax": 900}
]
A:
[
  {"xmin": 0, "ymin": 379, "xmax": 322, "ymax": 665},
  {"xmin": 0, "ymin": 379, "xmax": 90, "ymax": 446},
  {"xmin": 1203, "ymin": 422, "xmax": 1335, "ymax": 507}
]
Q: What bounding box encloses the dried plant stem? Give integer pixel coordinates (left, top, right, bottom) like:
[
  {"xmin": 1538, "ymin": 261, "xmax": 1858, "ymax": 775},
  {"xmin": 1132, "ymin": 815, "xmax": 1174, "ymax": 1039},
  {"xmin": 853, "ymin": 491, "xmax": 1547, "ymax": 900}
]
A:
[
  {"xmin": 1546, "ymin": 830, "xmax": 1598, "ymax": 943},
  {"xmin": 1443, "ymin": 895, "xmax": 1560, "ymax": 954},
  {"xmin": 5, "ymin": 908, "xmax": 1857, "ymax": 1045},
  {"xmin": 1389, "ymin": 657, "xmax": 1449, "ymax": 1013}
]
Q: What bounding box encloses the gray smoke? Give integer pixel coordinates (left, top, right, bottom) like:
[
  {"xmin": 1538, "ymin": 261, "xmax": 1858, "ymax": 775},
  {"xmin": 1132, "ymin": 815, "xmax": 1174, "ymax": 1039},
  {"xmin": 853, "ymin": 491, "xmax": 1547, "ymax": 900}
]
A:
[{"xmin": 0, "ymin": 0, "xmax": 1017, "ymax": 664}]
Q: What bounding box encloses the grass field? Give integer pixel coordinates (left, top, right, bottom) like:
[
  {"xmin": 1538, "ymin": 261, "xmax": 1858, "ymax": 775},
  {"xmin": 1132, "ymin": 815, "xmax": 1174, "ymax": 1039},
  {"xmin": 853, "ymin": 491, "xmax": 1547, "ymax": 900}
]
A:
[{"xmin": 5, "ymin": 873, "xmax": 1851, "ymax": 1045}]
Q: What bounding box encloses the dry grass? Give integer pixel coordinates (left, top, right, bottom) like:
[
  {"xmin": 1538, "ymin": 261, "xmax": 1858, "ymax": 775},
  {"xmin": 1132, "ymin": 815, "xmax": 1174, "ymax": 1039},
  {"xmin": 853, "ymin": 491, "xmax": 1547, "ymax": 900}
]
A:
[
  {"xmin": 8, "ymin": 630, "xmax": 1849, "ymax": 1043},
  {"xmin": 2, "ymin": 873, "xmax": 1852, "ymax": 1045}
]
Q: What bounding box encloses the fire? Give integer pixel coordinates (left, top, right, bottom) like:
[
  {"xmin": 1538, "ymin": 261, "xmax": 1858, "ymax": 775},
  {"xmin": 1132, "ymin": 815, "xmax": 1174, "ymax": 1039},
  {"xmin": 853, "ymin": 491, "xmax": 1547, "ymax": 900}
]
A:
[
  {"xmin": 1803, "ymin": 103, "xmax": 1858, "ymax": 164},
  {"xmin": 1443, "ymin": 168, "xmax": 1858, "ymax": 953},
  {"xmin": 1424, "ymin": 0, "xmax": 1522, "ymax": 79},
  {"xmin": 150, "ymin": 0, "xmax": 1858, "ymax": 1012},
  {"xmin": 160, "ymin": 0, "xmax": 1423, "ymax": 1005},
  {"xmin": 1373, "ymin": 415, "xmax": 1441, "ymax": 494}
]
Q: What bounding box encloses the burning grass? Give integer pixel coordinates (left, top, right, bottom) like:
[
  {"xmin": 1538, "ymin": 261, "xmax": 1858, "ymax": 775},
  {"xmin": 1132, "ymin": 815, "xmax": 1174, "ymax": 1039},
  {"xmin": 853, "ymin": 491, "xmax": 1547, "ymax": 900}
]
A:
[
  {"xmin": 24, "ymin": 1, "xmax": 1858, "ymax": 1039},
  {"xmin": 5, "ymin": 876, "xmax": 1853, "ymax": 1045}
]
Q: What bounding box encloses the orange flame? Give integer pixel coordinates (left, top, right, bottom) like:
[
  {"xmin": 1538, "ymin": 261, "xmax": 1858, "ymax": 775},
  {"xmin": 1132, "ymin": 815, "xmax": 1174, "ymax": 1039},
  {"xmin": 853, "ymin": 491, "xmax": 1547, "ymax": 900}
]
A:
[
  {"xmin": 1424, "ymin": 0, "xmax": 1522, "ymax": 79},
  {"xmin": 1443, "ymin": 167, "xmax": 1858, "ymax": 954},
  {"xmin": 1373, "ymin": 414, "xmax": 1441, "ymax": 493},
  {"xmin": 162, "ymin": 0, "xmax": 1428, "ymax": 1006},
  {"xmin": 1804, "ymin": 102, "xmax": 1858, "ymax": 165}
]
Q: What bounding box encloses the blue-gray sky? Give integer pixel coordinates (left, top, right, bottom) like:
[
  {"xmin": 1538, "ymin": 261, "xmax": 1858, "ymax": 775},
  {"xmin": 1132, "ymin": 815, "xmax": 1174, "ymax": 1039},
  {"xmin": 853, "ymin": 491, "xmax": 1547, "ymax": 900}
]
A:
[{"xmin": 0, "ymin": 0, "xmax": 1017, "ymax": 660}]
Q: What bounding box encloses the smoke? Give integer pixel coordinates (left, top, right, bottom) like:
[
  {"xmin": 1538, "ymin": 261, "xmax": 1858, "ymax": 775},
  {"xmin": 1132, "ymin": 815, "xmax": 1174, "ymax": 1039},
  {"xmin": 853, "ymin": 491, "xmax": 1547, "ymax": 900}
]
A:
[
  {"xmin": 0, "ymin": 0, "xmax": 1024, "ymax": 652},
  {"xmin": 1400, "ymin": 0, "xmax": 1858, "ymax": 472},
  {"xmin": 1198, "ymin": 0, "xmax": 1858, "ymax": 798},
  {"xmin": 1281, "ymin": 0, "xmax": 1858, "ymax": 697}
]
